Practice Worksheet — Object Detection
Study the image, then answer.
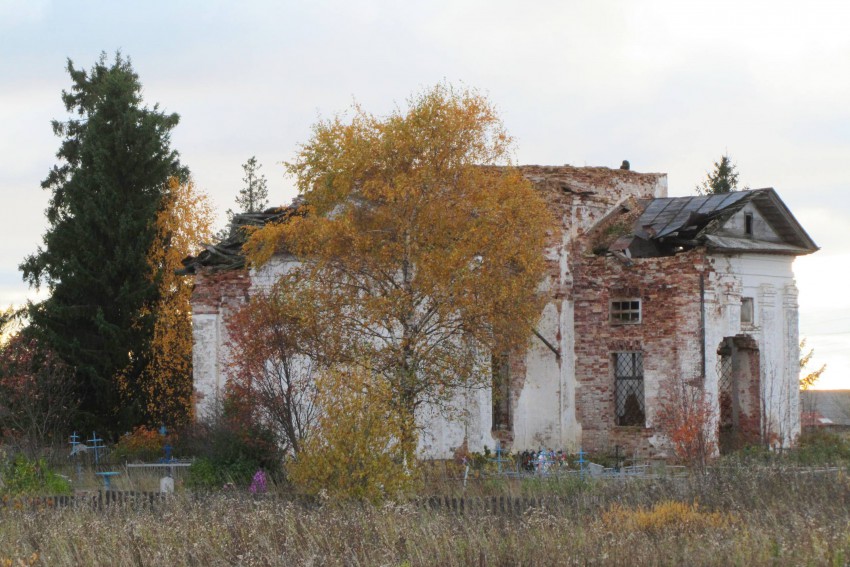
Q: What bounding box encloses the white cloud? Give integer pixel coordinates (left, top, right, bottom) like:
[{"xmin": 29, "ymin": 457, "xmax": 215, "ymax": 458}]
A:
[{"xmin": 2, "ymin": 0, "xmax": 850, "ymax": 384}]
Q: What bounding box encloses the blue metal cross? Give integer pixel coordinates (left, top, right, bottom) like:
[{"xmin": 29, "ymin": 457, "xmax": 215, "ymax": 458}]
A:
[
  {"xmin": 492, "ymin": 443, "xmax": 508, "ymax": 474},
  {"xmin": 577, "ymin": 448, "xmax": 586, "ymax": 478},
  {"xmin": 68, "ymin": 431, "xmax": 80, "ymax": 451},
  {"xmin": 88, "ymin": 432, "xmax": 104, "ymax": 466}
]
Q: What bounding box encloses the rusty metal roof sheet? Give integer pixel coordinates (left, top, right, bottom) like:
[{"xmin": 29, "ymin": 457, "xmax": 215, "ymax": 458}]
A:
[{"xmin": 593, "ymin": 188, "xmax": 818, "ymax": 258}]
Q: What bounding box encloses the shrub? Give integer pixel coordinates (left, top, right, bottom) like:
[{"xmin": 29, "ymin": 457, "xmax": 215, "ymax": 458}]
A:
[
  {"xmin": 185, "ymin": 457, "xmax": 258, "ymax": 490},
  {"xmin": 185, "ymin": 457, "xmax": 218, "ymax": 489},
  {"xmin": 794, "ymin": 429, "xmax": 850, "ymax": 465},
  {"xmin": 657, "ymin": 378, "xmax": 716, "ymax": 468},
  {"xmin": 184, "ymin": 456, "xmax": 266, "ymax": 491},
  {"xmin": 111, "ymin": 426, "xmax": 168, "ymax": 463},
  {"xmin": 288, "ymin": 366, "xmax": 418, "ymax": 502},
  {"xmin": 225, "ymin": 290, "xmax": 318, "ymax": 456},
  {"xmin": 181, "ymin": 414, "xmax": 281, "ymax": 490},
  {"xmin": 0, "ymin": 335, "xmax": 77, "ymax": 456},
  {"xmin": 0, "ymin": 453, "xmax": 71, "ymax": 496}
]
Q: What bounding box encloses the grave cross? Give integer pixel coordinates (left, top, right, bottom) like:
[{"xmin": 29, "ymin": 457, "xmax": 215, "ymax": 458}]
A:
[
  {"xmin": 577, "ymin": 448, "xmax": 586, "ymax": 478},
  {"xmin": 69, "ymin": 431, "xmax": 82, "ymax": 477},
  {"xmin": 88, "ymin": 432, "xmax": 104, "ymax": 466},
  {"xmin": 159, "ymin": 424, "xmax": 175, "ymax": 478},
  {"xmin": 68, "ymin": 431, "xmax": 80, "ymax": 452},
  {"xmin": 492, "ymin": 442, "xmax": 509, "ymax": 474}
]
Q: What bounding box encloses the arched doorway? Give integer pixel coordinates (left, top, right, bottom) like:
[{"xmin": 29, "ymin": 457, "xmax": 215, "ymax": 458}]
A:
[{"xmin": 717, "ymin": 335, "xmax": 761, "ymax": 453}]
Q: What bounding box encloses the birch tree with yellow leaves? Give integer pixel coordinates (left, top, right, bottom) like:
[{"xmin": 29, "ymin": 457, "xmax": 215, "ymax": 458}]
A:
[
  {"xmin": 245, "ymin": 85, "xmax": 553, "ymax": 454},
  {"xmin": 287, "ymin": 364, "xmax": 417, "ymax": 501},
  {"xmin": 124, "ymin": 176, "xmax": 214, "ymax": 426}
]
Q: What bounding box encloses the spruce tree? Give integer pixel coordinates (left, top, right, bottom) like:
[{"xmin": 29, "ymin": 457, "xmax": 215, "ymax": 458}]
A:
[
  {"xmin": 20, "ymin": 53, "xmax": 185, "ymax": 434},
  {"xmin": 218, "ymin": 156, "xmax": 270, "ymax": 239},
  {"xmin": 235, "ymin": 156, "xmax": 269, "ymax": 214},
  {"xmin": 696, "ymin": 155, "xmax": 740, "ymax": 195}
]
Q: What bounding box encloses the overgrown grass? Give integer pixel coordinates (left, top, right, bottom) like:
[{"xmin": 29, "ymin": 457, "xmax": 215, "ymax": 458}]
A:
[{"xmin": 2, "ymin": 463, "xmax": 850, "ymax": 565}]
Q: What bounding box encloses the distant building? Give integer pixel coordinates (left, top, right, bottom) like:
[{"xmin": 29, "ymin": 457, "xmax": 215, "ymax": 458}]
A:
[
  {"xmin": 183, "ymin": 165, "xmax": 817, "ymax": 459},
  {"xmin": 801, "ymin": 390, "xmax": 850, "ymax": 429}
]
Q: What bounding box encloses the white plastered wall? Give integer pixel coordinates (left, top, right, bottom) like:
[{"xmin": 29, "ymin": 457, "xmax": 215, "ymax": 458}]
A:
[
  {"xmin": 193, "ymin": 313, "xmax": 224, "ymax": 419},
  {"xmin": 513, "ymin": 302, "xmax": 566, "ymax": 451},
  {"xmin": 704, "ymin": 253, "xmax": 801, "ymax": 446},
  {"xmin": 194, "ymin": 252, "xmax": 497, "ymax": 459},
  {"xmin": 417, "ymin": 387, "xmax": 494, "ymax": 458},
  {"xmin": 193, "ymin": 255, "xmax": 299, "ymax": 419}
]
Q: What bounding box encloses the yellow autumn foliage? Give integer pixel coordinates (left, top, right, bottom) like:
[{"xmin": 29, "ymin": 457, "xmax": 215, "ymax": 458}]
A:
[
  {"xmin": 245, "ymin": 85, "xmax": 554, "ymax": 454},
  {"xmin": 287, "ymin": 365, "xmax": 419, "ymax": 502},
  {"xmin": 600, "ymin": 500, "xmax": 737, "ymax": 535},
  {"xmin": 800, "ymin": 338, "xmax": 826, "ymax": 391},
  {"xmin": 130, "ymin": 176, "xmax": 214, "ymax": 425}
]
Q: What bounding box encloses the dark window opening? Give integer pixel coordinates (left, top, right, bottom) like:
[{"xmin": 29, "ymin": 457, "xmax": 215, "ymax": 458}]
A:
[
  {"xmin": 744, "ymin": 213, "xmax": 754, "ymax": 236},
  {"xmin": 491, "ymin": 354, "xmax": 512, "ymax": 431},
  {"xmin": 610, "ymin": 298, "xmax": 641, "ymax": 324},
  {"xmin": 614, "ymin": 352, "xmax": 645, "ymax": 426}
]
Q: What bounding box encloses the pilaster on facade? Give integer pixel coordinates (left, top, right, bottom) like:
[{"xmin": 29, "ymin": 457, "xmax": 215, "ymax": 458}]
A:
[
  {"xmin": 759, "ymin": 283, "xmax": 777, "ymax": 307},
  {"xmin": 783, "ymin": 283, "xmax": 802, "ymax": 441}
]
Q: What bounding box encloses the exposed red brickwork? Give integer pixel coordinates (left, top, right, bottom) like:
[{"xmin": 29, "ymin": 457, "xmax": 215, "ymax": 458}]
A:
[
  {"xmin": 739, "ymin": 338, "xmax": 762, "ymax": 446},
  {"xmin": 519, "ymin": 165, "xmax": 665, "ymax": 198},
  {"xmin": 572, "ymin": 249, "xmax": 712, "ymax": 457},
  {"xmin": 192, "ymin": 268, "xmax": 251, "ymax": 315},
  {"xmin": 501, "ymin": 167, "xmax": 667, "ymax": 454},
  {"xmin": 718, "ymin": 334, "xmax": 762, "ymax": 450}
]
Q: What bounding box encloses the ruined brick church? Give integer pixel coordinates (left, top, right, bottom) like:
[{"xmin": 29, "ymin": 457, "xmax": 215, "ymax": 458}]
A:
[{"xmin": 183, "ymin": 165, "xmax": 817, "ymax": 459}]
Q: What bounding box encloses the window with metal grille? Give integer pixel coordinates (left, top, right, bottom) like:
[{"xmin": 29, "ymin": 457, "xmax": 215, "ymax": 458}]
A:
[
  {"xmin": 614, "ymin": 352, "xmax": 645, "ymax": 426},
  {"xmin": 717, "ymin": 349, "xmax": 734, "ymax": 427},
  {"xmin": 610, "ymin": 299, "xmax": 641, "ymax": 324}
]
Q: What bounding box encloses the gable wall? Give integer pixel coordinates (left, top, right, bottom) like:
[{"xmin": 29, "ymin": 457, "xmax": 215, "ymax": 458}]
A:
[{"xmin": 717, "ymin": 203, "xmax": 783, "ymax": 243}]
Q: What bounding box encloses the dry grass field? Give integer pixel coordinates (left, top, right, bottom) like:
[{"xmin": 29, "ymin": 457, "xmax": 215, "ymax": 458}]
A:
[{"xmin": 1, "ymin": 461, "xmax": 850, "ymax": 566}]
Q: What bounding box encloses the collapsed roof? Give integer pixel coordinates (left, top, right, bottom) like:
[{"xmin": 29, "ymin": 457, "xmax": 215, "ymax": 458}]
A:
[
  {"xmin": 595, "ymin": 188, "xmax": 818, "ymax": 258},
  {"xmin": 179, "ymin": 207, "xmax": 296, "ymax": 274},
  {"xmin": 182, "ymin": 181, "xmax": 818, "ymax": 275}
]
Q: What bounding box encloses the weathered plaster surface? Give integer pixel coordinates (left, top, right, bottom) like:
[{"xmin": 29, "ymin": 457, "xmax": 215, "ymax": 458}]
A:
[
  {"xmin": 192, "ymin": 270, "xmax": 250, "ymax": 417},
  {"xmin": 190, "ymin": 165, "xmax": 804, "ymax": 460},
  {"xmin": 706, "ymin": 254, "xmax": 801, "ymax": 446}
]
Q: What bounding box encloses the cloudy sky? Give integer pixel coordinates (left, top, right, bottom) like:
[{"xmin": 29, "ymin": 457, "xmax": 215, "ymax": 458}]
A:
[{"xmin": 1, "ymin": 0, "xmax": 848, "ymax": 387}]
